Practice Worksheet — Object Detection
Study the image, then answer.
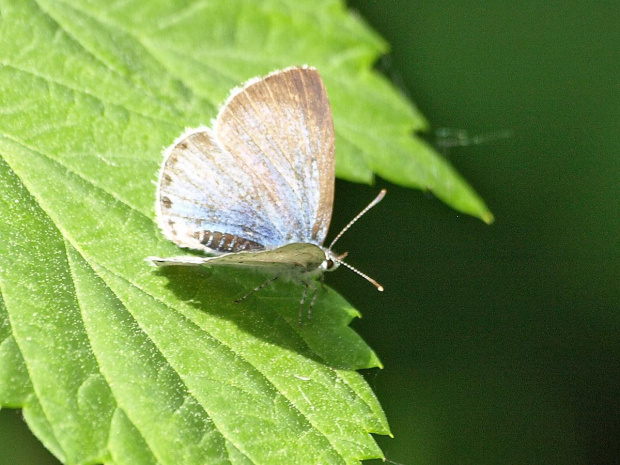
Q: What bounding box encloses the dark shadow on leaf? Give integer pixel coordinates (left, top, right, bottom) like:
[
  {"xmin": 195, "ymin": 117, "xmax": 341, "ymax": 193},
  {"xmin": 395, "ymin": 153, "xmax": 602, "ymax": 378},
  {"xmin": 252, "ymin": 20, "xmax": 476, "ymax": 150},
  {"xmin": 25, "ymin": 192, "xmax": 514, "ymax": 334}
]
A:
[{"xmin": 153, "ymin": 265, "xmax": 380, "ymax": 370}]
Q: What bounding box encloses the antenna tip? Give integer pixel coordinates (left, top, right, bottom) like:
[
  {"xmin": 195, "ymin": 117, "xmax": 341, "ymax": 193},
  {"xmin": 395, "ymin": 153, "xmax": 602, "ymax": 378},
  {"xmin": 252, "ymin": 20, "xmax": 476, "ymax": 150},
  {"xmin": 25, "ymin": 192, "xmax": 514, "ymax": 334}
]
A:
[{"xmin": 377, "ymin": 286, "xmax": 384, "ymax": 292}]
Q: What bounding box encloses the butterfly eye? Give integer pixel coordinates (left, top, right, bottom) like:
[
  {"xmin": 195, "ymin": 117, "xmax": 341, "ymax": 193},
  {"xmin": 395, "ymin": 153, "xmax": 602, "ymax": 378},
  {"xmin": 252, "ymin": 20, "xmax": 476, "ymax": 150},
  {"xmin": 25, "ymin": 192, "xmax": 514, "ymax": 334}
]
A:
[{"xmin": 326, "ymin": 259, "xmax": 335, "ymax": 270}]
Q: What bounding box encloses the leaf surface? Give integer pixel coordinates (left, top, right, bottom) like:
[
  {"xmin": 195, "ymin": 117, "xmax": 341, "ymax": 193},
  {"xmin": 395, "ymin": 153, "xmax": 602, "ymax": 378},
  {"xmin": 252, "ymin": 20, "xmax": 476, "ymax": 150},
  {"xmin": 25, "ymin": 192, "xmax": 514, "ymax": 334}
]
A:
[{"xmin": 0, "ymin": 0, "xmax": 490, "ymax": 463}]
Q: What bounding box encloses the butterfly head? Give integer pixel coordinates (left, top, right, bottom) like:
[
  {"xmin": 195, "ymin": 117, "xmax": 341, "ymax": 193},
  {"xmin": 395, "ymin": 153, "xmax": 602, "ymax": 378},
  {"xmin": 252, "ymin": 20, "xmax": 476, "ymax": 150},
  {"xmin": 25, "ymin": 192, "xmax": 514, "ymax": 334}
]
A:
[{"xmin": 319, "ymin": 250, "xmax": 346, "ymax": 273}]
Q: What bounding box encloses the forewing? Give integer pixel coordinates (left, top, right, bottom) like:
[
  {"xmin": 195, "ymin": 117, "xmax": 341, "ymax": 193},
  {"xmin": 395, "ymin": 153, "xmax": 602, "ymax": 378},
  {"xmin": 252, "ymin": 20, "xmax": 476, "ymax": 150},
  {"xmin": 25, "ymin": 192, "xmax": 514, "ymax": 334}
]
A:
[
  {"xmin": 215, "ymin": 67, "xmax": 335, "ymax": 246},
  {"xmin": 157, "ymin": 128, "xmax": 287, "ymax": 253},
  {"xmin": 150, "ymin": 243, "xmax": 326, "ymax": 272}
]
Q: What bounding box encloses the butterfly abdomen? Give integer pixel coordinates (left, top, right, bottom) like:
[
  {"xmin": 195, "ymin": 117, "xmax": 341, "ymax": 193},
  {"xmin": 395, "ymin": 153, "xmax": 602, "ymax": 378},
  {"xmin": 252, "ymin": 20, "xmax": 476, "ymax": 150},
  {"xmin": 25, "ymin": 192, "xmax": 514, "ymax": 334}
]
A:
[{"xmin": 193, "ymin": 230, "xmax": 265, "ymax": 253}]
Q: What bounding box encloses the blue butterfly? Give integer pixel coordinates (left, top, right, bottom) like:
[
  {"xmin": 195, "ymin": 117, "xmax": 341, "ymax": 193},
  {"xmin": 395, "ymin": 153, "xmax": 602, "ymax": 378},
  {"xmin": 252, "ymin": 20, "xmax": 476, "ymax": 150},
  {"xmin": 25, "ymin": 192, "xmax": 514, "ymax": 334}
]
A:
[{"xmin": 150, "ymin": 66, "xmax": 384, "ymax": 323}]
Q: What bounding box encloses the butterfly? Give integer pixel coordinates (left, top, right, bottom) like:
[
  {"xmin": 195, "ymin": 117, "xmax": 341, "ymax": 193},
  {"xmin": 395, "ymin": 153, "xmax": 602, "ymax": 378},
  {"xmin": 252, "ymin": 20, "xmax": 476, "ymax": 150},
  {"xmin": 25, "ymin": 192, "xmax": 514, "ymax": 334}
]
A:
[{"xmin": 149, "ymin": 66, "xmax": 384, "ymax": 324}]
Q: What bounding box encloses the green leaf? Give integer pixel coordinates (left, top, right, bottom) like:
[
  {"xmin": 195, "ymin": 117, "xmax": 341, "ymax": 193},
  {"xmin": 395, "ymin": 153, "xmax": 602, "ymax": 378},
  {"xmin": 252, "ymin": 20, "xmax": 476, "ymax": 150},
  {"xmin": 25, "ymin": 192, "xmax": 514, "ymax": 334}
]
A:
[{"xmin": 0, "ymin": 0, "xmax": 490, "ymax": 463}]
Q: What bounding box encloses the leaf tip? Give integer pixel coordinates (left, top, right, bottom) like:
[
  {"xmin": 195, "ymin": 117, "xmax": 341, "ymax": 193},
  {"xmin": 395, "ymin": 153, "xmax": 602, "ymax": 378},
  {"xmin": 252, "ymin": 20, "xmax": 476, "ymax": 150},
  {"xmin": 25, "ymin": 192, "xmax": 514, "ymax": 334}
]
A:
[{"xmin": 482, "ymin": 210, "xmax": 495, "ymax": 224}]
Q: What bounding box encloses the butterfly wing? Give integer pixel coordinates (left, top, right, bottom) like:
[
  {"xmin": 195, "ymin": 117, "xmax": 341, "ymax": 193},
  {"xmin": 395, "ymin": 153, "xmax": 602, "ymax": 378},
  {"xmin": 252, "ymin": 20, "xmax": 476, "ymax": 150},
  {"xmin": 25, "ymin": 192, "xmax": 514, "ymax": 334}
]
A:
[
  {"xmin": 215, "ymin": 66, "xmax": 335, "ymax": 246},
  {"xmin": 157, "ymin": 128, "xmax": 281, "ymax": 253},
  {"xmin": 157, "ymin": 67, "xmax": 335, "ymax": 255},
  {"xmin": 150, "ymin": 243, "xmax": 326, "ymax": 272}
]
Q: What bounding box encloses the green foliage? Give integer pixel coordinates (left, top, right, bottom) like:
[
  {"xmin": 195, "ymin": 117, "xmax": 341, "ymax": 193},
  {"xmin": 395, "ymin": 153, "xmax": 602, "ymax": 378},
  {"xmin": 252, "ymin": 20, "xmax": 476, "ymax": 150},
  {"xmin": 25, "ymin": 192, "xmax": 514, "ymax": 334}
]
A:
[{"xmin": 0, "ymin": 0, "xmax": 491, "ymax": 463}]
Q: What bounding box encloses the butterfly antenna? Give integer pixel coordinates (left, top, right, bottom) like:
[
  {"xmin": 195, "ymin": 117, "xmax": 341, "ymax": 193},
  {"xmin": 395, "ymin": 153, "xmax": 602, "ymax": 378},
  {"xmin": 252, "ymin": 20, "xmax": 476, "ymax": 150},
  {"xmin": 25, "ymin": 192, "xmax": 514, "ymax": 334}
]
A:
[
  {"xmin": 328, "ymin": 189, "xmax": 387, "ymax": 250},
  {"xmin": 335, "ymin": 257, "xmax": 384, "ymax": 292}
]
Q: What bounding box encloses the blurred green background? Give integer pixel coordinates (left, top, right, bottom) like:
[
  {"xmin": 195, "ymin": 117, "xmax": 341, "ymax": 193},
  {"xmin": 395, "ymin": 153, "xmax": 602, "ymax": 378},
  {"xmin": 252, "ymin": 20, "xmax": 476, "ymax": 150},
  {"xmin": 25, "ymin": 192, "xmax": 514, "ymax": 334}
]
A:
[
  {"xmin": 337, "ymin": 0, "xmax": 619, "ymax": 463},
  {"xmin": 1, "ymin": 1, "xmax": 618, "ymax": 464}
]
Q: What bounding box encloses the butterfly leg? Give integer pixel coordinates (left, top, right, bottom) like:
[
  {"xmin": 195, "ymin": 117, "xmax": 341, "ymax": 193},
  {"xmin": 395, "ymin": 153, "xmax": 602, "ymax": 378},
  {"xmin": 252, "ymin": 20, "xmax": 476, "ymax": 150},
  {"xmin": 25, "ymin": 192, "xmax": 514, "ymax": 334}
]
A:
[
  {"xmin": 307, "ymin": 280, "xmax": 318, "ymax": 323},
  {"xmin": 298, "ymin": 280, "xmax": 318, "ymax": 326},
  {"xmin": 235, "ymin": 275, "xmax": 279, "ymax": 303},
  {"xmin": 298, "ymin": 282, "xmax": 310, "ymax": 327}
]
